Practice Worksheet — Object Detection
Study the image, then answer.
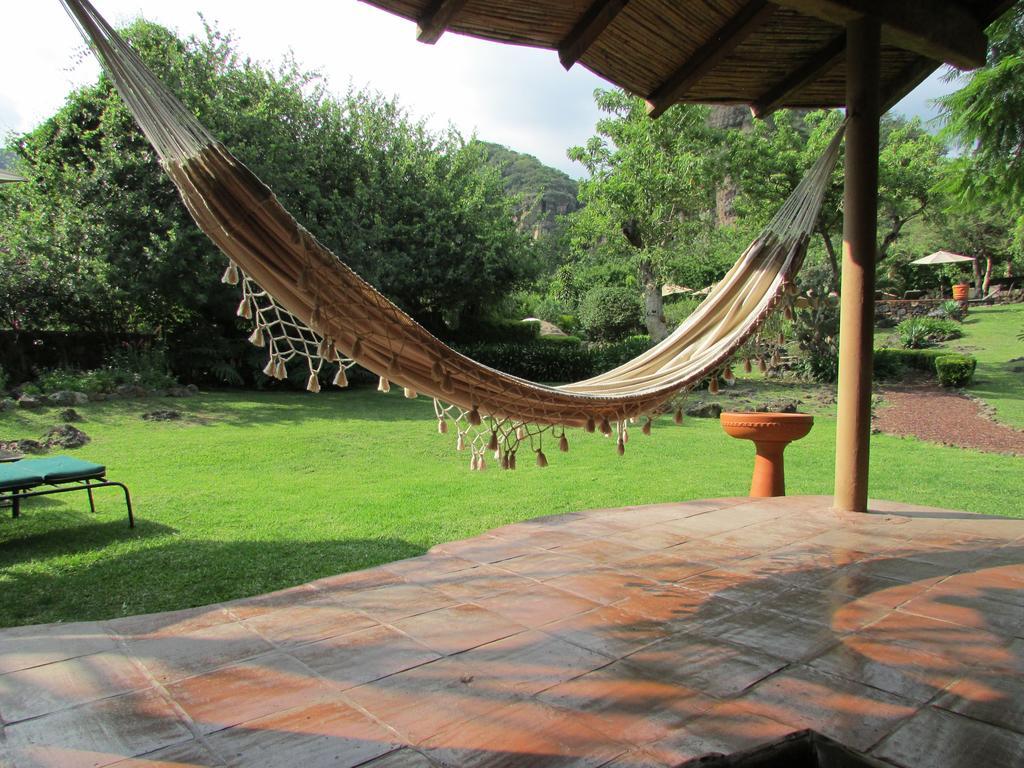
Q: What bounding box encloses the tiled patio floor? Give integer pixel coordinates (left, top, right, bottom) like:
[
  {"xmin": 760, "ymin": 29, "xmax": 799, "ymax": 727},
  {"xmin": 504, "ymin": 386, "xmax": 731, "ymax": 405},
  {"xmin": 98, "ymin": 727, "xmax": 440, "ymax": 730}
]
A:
[{"xmin": 1, "ymin": 495, "xmax": 1022, "ymax": 767}]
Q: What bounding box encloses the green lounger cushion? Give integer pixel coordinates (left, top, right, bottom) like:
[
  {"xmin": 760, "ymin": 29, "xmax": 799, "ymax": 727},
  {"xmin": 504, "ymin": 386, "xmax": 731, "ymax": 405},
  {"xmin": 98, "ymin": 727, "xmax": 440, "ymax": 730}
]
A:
[{"xmin": 0, "ymin": 456, "xmax": 106, "ymax": 491}]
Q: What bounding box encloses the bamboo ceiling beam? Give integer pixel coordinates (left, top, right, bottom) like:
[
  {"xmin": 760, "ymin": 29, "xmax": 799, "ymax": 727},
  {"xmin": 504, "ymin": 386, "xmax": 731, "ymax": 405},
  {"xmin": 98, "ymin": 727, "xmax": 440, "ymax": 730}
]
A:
[
  {"xmin": 770, "ymin": 0, "xmax": 986, "ymax": 69},
  {"xmin": 752, "ymin": 34, "xmax": 846, "ymax": 117},
  {"xmin": 416, "ymin": 0, "xmax": 469, "ymax": 44},
  {"xmin": 646, "ymin": 0, "xmax": 777, "ymax": 118},
  {"xmin": 558, "ymin": 0, "xmax": 630, "ymax": 70}
]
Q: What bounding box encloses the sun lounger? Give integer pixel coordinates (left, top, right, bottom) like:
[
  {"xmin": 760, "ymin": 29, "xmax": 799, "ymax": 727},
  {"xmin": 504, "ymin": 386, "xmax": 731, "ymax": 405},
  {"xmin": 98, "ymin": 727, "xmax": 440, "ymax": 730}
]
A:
[{"xmin": 0, "ymin": 456, "xmax": 134, "ymax": 527}]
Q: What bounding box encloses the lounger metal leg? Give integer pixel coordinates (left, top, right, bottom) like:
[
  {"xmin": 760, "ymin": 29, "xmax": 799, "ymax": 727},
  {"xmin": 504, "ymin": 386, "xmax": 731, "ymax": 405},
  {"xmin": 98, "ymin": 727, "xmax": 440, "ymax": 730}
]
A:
[
  {"xmin": 86, "ymin": 483, "xmax": 97, "ymax": 514},
  {"xmin": 10, "ymin": 494, "xmax": 18, "ymax": 519}
]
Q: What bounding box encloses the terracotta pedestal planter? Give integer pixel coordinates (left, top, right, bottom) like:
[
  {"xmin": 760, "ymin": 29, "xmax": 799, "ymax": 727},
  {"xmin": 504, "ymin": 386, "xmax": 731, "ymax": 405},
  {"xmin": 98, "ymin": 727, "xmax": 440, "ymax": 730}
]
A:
[{"xmin": 720, "ymin": 412, "xmax": 814, "ymax": 497}]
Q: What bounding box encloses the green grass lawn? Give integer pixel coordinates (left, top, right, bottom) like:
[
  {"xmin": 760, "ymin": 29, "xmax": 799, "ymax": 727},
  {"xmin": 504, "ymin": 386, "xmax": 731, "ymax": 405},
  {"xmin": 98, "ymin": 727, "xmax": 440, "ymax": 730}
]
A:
[
  {"xmin": 943, "ymin": 303, "xmax": 1024, "ymax": 429},
  {"xmin": 2, "ymin": 387, "xmax": 1022, "ymax": 627}
]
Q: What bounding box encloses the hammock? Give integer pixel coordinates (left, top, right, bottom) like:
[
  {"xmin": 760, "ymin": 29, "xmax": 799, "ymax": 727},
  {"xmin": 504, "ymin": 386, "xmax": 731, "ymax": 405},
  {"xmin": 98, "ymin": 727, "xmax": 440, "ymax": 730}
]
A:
[{"xmin": 59, "ymin": 0, "xmax": 843, "ymax": 466}]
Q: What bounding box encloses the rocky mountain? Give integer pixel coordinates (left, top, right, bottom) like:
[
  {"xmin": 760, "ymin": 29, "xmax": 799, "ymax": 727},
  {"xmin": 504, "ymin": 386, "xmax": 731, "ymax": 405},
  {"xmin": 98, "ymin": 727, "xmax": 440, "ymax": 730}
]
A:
[{"xmin": 479, "ymin": 141, "xmax": 580, "ymax": 240}]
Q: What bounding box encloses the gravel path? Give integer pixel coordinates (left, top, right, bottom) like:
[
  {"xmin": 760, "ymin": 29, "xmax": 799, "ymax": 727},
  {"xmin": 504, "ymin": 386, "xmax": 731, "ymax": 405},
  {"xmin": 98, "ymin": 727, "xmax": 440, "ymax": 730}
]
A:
[{"xmin": 874, "ymin": 384, "xmax": 1024, "ymax": 455}]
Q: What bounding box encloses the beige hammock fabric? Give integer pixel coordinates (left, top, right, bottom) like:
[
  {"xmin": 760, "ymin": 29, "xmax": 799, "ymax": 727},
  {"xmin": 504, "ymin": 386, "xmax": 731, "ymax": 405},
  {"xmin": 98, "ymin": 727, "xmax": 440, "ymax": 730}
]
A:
[{"xmin": 60, "ymin": 0, "xmax": 842, "ymax": 462}]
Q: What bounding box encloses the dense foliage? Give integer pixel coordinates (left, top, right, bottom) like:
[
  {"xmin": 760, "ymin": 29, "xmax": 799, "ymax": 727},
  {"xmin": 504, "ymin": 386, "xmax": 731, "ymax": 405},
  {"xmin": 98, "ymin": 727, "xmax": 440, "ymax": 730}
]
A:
[{"xmin": 0, "ymin": 20, "xmax": 531, "ymax": 383}]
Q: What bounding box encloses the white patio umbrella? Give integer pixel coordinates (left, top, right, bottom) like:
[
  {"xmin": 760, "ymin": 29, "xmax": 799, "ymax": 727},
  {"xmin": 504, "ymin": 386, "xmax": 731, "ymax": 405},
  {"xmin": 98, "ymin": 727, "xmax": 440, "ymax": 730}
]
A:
[
  {"xmin": 0, "ymin": 169, "xmax": 26, "ymax": 184},
  {"xmin": 910, "ymin": 250, "xmax": 975, "ymax": 265}
]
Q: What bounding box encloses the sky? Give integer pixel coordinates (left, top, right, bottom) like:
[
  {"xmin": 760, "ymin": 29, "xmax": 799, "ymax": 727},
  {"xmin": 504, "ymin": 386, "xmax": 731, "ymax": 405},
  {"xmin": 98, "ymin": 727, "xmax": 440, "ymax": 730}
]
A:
[{"xmin": 2, "ymin": 0, "xmax": 960, "ymax": 177}]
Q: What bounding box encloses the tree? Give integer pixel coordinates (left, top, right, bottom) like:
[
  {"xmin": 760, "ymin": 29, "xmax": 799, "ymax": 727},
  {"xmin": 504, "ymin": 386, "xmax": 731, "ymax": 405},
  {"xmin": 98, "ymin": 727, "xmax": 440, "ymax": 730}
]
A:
[
  {"xmin": 566, "ymin": 90, "xmax": 728, "ymax": 342},
  {"xmin": 0, "ymin": 19, "xmax": 531, "ymax": 377}
]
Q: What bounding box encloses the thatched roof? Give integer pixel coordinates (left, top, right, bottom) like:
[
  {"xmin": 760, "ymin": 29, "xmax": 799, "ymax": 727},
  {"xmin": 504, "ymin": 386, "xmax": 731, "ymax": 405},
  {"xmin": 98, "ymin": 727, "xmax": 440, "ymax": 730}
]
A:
[{"xmin": 362, "ymin": 0, "xmax": 1013, "ymax": 116}]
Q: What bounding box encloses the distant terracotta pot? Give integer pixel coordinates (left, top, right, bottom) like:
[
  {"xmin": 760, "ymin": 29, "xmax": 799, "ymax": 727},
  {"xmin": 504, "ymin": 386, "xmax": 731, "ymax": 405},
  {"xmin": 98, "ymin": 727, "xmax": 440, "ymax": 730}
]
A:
[
  {"xmin": 952, "ymin": 283, "xmax": 969, "ymax": 302},
  {"xmin": 720, "ymin": 412, "xmax": 814, "ymax": 497}
]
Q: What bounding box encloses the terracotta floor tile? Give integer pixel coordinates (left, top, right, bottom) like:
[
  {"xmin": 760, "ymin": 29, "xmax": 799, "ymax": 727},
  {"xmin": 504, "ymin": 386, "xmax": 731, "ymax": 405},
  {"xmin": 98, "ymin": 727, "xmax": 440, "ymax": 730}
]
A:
[
  {"xmin": 129, "ymin": 622, "xmax": 274, "ymax": 684},
  {"xmin": 872, "ymin": 706, "xmax": 1024, "ymax": 768},
  {"xmin": 343, "ymin": 657, "xmax": 518, "ymax": 745},
  {"xmin": 242, "ymin": 600, "xmax": 378, "ymax": 648},
  {"xmin": 166, "ymin": 653, "xmax": 334, "ymax": 735},
  {"xmin": 762, "ymin": 586, "xmax": 890, "ymax": 632},
  {"xmin": 384, "ymin": 554, "xmax": 478, "ymax": 580},
  {"xmin": 857, "ymin": 610, "xmax": 1012, "ymax": 668},
  {"xmin": 808, "ymin": 639, "xmax": 965, "ymax": 704},
  {"xmin": 543, "ymin": 605, "xmax": 670, "ymax": 660},
  {"xmin": 431, "ymin": 535, "xmax": 541, "ymax": 563},
  {"xmin": 309, "ymin": 568, "xmax": 406, "ymax": 600},
  {"xmin": 824, "ymin": 571, "xmax": 935, "ymax": 610},
  {"xmin": 472, "ymin": 584, "xmax": 599, "ymax": 629},
  {"xmin": 104, "ymin": 607, "xmax": 235, "ymax": 642},
  {"xmin": 696, "ymin": 606, "xmax": 840, "ymax": 662},
  {"xmin": 613, "ymin": 526, "xmax": 691, "ymax": 551},
  {"xmin": 936, "ymin": 564, "xmax": 1024, "ymax": 607},
  {"xmin": 644, "ymin": 700, "xmax": 799, "ymax": 766},
  {"xmin": 736, "ymin": 665, "xmax": 917, "ymax": 751},
  {"xmin": 0, "ymin": 622, "xmax": 118, "ymax": 675},
  {"xmin": 457, "ymin": 630, "xmax": 609, "ymax": 696},
  {"xmin": 224, "ymin": 583, "xmax": 321, "ymax": 620},
  {"xmin": 427, "ymin": 566, "xmax": 536, "ymax": 602},
  {"xmin": 489, "ymin": 527, "xmax": 586, "ymax": 551},
  {"xmin": 663, "ymin": 539, "xmax": 757, "ymax": 566},
  {"xmin": 933, "ymin": 673, "xmax": 1024, "ymax": 735},
  {"xmin": 616, "ymin": 551, "xmax": 715, "ymax": 584},
  {"xmin": 677, "ymin": 569, "xmax": 793, "ymax": 603},
  {"xmin": 611, "ymin": 586, "xmax": 740, "ymax": 633},
  {"xmin": 0, "ymin": 651, "xmax": 152, "ymax": 724},
  {"xmin": 496, "ymin": 551, "xmax": 590, "ymax": 581},
  {"xmin": 357, "ymin": 749, "xmax": 437, "ymax": 767},
  {"xmin": 333, "ymin": 584, "xmax": 455, "ymax": 623},
  {"xmin": 392, "ymin": 604, "xmax": 525, "ymax": 656},
  {"xmin": 205, "ymin": 698, "xmax": 401, "ymax": 768},
  {"xmin": 106, "ymin": 739, "xmax": 226, "ymax": 767},
  {"xmin": 5, "ymin": 689, "xmax": 192, "ymax": 768},
  {"xmin": 290, "ymin": 625, "xmax": 440, "ymax": 690},
  {"xmin": 420, "ymin": 698, "xmax": 625, "ymax": 768},
  {"xmin": 897, "ymin": 585, "xmax": 1024, "ymax": 638},
  {"xmin": 539, "ymin": 567, "xmax": 658, "ymax": 605},
  {"xmin": 537, "ymin": 661, "xmax": 717, "ymax": 745},
  {"xmin": 838, "ymin": 557, "xmax": 955, "ymax": 585},
  {"xmin": 555, "ymin": 538, "xmax": 649, "ymax": 566},
  {"xmin": 624, "ymin": 634, "xmax": 786, "ymax": 698}
]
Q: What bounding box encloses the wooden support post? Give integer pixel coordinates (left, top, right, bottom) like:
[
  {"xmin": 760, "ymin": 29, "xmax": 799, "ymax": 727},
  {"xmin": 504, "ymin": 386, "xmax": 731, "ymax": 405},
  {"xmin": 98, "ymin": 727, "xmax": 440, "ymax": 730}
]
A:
[{"xmin": 834, "ymin": 17, "xmax": 880, "ymax": 513}]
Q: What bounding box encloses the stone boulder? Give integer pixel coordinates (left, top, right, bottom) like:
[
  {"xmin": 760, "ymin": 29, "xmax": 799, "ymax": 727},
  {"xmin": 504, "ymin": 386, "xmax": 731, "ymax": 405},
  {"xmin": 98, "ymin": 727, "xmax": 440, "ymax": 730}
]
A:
[
  {"xmin": 142, "ymin": 409, "xmax": 182, "ymax": 422},
  {"xmin": 47, "ymin": 391, "xmax": 89, "ymax": 406},
  {"xmin": 0, "ymin": 398, "xmax": 16, "ymax": 412},
  {"xmin": 60, "ymin": 408, "xmax": 84, "ymax": 423},
  {"xmin": 115, "ymin": 384, "xmax": 149, "ymax": 398},
  {"xmin": 685, "ymin": 401, "xmax": 722, "ymax": 419},
  {"xmin": 0, "ymin": 439, "xmax": 46, "ymax": 455},
  {"xmin": 42, "ymin": 424, "xmax": 90, "ymax": 449},
  {"xmin": 17, "ymin": 394, "xmax": 43, "ymax": 409},
  {"xmin": 755, "ymin": 399, "xmax": 800, "ymax": 414}
]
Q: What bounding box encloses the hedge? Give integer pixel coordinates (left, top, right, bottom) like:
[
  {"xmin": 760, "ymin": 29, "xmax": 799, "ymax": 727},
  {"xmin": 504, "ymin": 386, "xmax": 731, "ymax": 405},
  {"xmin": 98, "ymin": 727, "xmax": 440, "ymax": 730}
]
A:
[
  {"xmin": 454, "ymin": 335, "xmax": 652, "ymax": 383},
  {"xmin": 873, "ymin": 348, "xmax": 948, "ymax": 380},
  {"xmin": 935, "ymin": 354, "xmax": 977, "ymax": 387}
]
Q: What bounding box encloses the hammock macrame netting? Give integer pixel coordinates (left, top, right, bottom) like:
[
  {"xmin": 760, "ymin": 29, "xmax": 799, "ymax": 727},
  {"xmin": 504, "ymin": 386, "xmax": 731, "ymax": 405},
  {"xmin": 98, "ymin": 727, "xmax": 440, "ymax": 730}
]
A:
[{"xmin": 59, "ymin": 0, "xmax": 844, "ymax": 467}]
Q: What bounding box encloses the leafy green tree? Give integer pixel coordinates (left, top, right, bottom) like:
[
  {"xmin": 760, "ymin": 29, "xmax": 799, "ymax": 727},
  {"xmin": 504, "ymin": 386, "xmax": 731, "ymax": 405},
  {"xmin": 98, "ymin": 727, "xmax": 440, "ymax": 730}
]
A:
[
  {"xmin": 566, "ymin": 90, "xmax": 728, "ymax": 342},
  {"xmin": 0, "ymin": 19, "xmax": 530, "ymax": 378}
]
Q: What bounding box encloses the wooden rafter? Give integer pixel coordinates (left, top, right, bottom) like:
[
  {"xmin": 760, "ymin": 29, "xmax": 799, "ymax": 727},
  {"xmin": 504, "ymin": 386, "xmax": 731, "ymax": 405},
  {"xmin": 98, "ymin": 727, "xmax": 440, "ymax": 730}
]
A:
[
  {"xmin": 416, "ymin": 0, "xmax": 469, "ymax": 44},
  {"xmin": 770, "ymin": 0, "xmax": 986, "ymax": 69},
  {"xmin": 558, "ymin": 0, "xmax": 630, "ymax": 70},
  {"xmin": 646, "ymin": 0, "xmax": 777, "ymax": 118},
  {"xmin": 752, "ymin": 34, "xmax": 846, "ymax": 117}
]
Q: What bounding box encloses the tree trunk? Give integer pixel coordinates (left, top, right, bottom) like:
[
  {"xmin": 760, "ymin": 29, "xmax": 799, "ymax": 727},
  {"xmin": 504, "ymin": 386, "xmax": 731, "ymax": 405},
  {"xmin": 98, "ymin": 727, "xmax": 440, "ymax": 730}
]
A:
[
  {"xmin": 638, "ymin": 260, "xmax": 669, "ymax": 342},
  {"xmin": 972, "ymin": 257, "xmax": 983, "ymax": 298},
  {"xmin": 818, "ymin": 224, "xmax": 840, "ymax": 288},
  {"xmin": 982, "ymin": 256, "xmax": 993, "ymax": 297}
]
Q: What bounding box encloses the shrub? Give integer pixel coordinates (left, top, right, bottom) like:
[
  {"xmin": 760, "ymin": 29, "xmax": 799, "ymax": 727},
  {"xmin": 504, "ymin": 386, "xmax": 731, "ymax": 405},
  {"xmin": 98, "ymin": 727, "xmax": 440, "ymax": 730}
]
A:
[
  {"xmin": 454, "ymin": 339, "xmax": 593, "ymax": 382},
  {"xmin": 34, "ymin": 347, "xmax": 177, "ymax": 394},
  {"xmin": 935, "ymin": 354, "xmax": 977, "ymax": 387},
  {"xmin": 897, "ymin": 317, "xmax": 963, "ymax": 349},
  {"xmin": 588, "ymin": 335, "xmax": 653, "ymax": 373},
  {"xmin": 938, "ymin": 300, "xmax": 967, "ymax": 322},
  {"xmin": 873, "ymin": 348, "xmax": 947, "ymax": 380},
  {"xmin": 663, "ymin": 297, "xmax": 701, "ymax": 330},
  {"xmin": 0, "ymin": 365, "xmax": 8, "ymax": 393},
  {"xmin": 578, "ymin": 286, "xmax": 643, "ymax": 342},
  {"xmin": 444, "ymin": 319, "xmax": 540, "ymax": 345},
  {"xmin": 792, "ymin": 263, "xmax": 840, "ymax": 382}
]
